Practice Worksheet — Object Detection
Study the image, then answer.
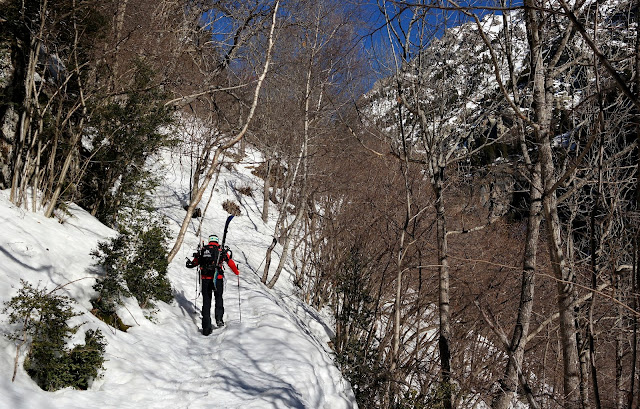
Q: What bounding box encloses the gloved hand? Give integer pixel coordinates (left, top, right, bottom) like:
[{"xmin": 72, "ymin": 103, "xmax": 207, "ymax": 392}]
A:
[{"xmin": 186, "ymin": 260, "xmax": 194, "ymax": 268}]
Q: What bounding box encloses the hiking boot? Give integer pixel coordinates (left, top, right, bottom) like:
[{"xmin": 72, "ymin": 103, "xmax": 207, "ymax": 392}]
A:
[
  {"xmin": 216, "ymin": 319, "xmax": 225, "ymax": 327},
  {"xmin": 203, "ymin": 327, "xmax": 212, "ymax": 336}
]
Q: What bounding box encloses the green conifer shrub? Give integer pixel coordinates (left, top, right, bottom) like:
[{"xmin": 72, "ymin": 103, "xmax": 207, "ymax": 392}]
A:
[
  {"xmin": 78, "ymin": 59, "xmax": 176, "ymax": 226},
  {"xmin": 333, "ymin": 247, "xmax": 384, "ymax": 407},
  {"xmin": 91, "ymin": 209, "xmax": 174, "ymax": 324},
  {"xmin": 3, "ymin": 281, "xmax": 106, "ymax": 391}
]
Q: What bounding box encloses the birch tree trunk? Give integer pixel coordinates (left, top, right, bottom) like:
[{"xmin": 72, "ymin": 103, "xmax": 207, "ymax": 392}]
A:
[
  {"xmin": 10, "ymin": 8, "xmax": 43, "ymax": 206},
  {"xmin": 267, "ymin": 195, "xmax": 306, "ymax": 289},
  {"xmin": 262, "ymin": 157, "xmax": 272, "ymax": 223},
  {"xmin": 524, "ymin": 2, "xmax": 581, "ymax": 406},
  {"xmin": 492, "ymin": 163, "xmax": 543, "ymax": 409},
  {"xmin": 434, "ymin": 163, "xmax": 452, "ymax": 409},
  {"xmin": 491, "ymin": 6, "xmax": 544, "ymax": 405},
  {"xmin": 265, "ymin": 46, "xmax": 313, "ymax": 287},
  {"xmin": 261, "ymin": 140, "xmax": 305, "ymax": 284},
  {"xmin": 538, "ymin": 91, "xmax": 581, "ymax": 409}
]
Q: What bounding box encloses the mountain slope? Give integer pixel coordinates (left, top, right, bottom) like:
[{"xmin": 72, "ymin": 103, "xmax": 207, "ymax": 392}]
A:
[{"xmin": 0, "ymin": 144, "xmax": 356, "ymax": 409}]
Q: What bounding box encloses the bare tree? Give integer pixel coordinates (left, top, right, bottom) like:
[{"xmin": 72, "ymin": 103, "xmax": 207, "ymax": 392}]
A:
[
  {"xmin": 376, "ymin": 1, "xmax": 510, "ymax": 405},
  {"xmin": 448, "ymin": 0, "xmax": 640, "ymax": 406},
  {"xmin": 3, "ymin": 0, "xmax": 117, "ymax": 216},
  {"xmin": 259, "ymin": 0, "xmax": 362, "ymax": 288},
  {"xmin": 167, "ymin": 0, "xmax": 280, "ymax": 263}
]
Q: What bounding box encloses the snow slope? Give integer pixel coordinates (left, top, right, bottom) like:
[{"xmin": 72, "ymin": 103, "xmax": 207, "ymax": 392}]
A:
[{"xmin": 0, "ymin": 145, "xmax": 356, "ymax": 409}]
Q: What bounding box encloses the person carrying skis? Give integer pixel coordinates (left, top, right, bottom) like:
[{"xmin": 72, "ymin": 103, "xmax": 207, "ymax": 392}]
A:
[{"xmin": 186, "ymin": 234, "xmax": 240, "ymax": 335}]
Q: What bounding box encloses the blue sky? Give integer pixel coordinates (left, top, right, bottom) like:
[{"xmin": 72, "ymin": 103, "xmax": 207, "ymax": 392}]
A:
[
  {"xmin": 354, "ymin": 0, "xmax": 504, "ymax": 89},
  {"xmin": 198, "ymin": 0, "xmax": 509, "ymax": 92}
]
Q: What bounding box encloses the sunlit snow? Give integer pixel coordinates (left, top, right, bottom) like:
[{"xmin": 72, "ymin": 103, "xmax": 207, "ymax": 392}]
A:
[{"xmin": 0, "ymin": 143, "xmax": 356, "ymax": 409}]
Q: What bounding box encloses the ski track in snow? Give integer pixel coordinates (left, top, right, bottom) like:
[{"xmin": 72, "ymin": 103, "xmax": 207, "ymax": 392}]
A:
[{"xmin": 0, "ymin": 147, "xmax": 356, "ymax": 409}]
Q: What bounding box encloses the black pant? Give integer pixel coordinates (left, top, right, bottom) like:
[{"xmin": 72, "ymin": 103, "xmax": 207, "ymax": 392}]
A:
[{"xmin": 201, "ymin": 275, "xmax": 224, "ymax": 332}]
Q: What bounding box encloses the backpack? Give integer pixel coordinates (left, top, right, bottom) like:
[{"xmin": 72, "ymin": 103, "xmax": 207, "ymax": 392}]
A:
[{"xmin": 198, "ymin": 244, "xmax": 221, "ymax": 274}]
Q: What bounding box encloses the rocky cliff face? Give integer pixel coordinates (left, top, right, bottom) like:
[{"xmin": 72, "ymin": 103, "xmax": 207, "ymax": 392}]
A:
[{"xmin": 478, "ymin": 163, "xmax": 530, "ymax": 222}]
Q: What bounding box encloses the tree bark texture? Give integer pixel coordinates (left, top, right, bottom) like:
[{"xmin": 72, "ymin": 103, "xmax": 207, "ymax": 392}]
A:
[{"xmin": 492, "ymin": 162, "xmax": 543, "ymax": 409}]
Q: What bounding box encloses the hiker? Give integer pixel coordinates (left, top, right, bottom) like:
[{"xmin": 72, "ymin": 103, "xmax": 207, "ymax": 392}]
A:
[{"xmin": 186, "ymin": 234, "xmax": 240, "ymax": 335}]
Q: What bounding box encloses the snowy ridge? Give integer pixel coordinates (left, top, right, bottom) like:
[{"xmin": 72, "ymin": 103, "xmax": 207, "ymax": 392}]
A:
[{"xmin": 0, "ymin": 143, "xmax": 357, "ymax": 408}]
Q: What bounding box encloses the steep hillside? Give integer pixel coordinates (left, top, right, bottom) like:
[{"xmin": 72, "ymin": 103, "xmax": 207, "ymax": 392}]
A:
[
  {"xmin": 343, "ymin": 2, "xmax": 640, "ymax": 407},
  {"xmin": 0, "ymin": 144, "xmax": 357, "ymax": 409}
]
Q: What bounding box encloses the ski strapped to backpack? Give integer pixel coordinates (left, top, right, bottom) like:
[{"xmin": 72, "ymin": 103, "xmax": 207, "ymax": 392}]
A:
[
  {"xmin": 215, "ymin": 215, "xmax": 234, "ymax": 268},
  {"xmin": 217, "ymin": 215, "xmax": 241, "ymax": 323}
]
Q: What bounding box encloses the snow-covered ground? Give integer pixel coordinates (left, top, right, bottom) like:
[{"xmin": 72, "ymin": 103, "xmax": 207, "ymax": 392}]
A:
[{"xmin": 0, "ymin": 145, "xmax": 357, "ymax": 408}]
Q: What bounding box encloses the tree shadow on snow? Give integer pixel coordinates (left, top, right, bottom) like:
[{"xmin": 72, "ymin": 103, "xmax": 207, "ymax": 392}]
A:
[
  {"xmin": 0, "ymin": 243, "xmax": 48, "ymax": 274},
  {"xmin": 174, "ymin": 289, "xmax": 200, "ymax": 328},
  {"xmin": 144, "ymin": 323, "xmax": 322, "ymax": 408}
]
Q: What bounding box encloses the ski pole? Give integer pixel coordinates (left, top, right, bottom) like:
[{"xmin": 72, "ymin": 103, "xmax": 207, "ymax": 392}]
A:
[
  {"xmin": 237, "ymin": 274, "xmax": 242, "ymax": 323},
  {"xmin": 187, "ymin": 257, "xmax": 198, "ymax": 311},
  {"xmin": 195, "ymin": 269, "xmax": 198, "ymax": 311}
]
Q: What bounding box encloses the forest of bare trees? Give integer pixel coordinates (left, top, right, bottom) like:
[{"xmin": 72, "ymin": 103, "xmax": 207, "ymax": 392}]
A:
[{"xmin": 1, "ymin": 0, "xmax": 640, "ymax": 407}]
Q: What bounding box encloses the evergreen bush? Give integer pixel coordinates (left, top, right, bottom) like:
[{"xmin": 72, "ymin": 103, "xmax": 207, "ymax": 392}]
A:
[
  {"xmin": 333, "ymin": 247, "xmax": 383, "ymax": 407},
  {"xmin": 3, "ymin": 280, "xmax": 106, "ymax": 391},
  {"xmin": 91, "ymin": 208, "xmax": 174, "ymax": 321},
  {"xmin": 78, "ymin": 58, "xmax": 176, "ymax": 226}
]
